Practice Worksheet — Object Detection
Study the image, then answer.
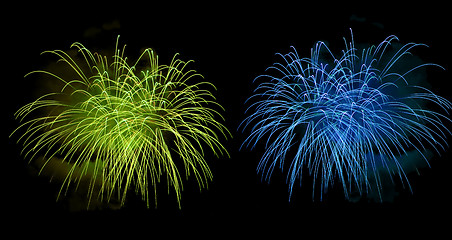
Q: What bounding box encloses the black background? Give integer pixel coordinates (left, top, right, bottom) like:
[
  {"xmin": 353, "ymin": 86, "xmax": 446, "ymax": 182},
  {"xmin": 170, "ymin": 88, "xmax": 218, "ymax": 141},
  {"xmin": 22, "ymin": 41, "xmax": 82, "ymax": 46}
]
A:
[{"xmin": 4, "ymin": 2, "xmax": 451, "ymax": 231}]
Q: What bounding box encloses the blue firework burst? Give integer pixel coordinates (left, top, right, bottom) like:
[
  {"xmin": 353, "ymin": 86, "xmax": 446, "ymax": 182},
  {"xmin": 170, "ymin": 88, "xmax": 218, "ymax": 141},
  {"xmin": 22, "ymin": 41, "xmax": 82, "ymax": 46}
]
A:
[{"xmin": 240, "ymin": 31, "xmax": 451, "ymax": 201}]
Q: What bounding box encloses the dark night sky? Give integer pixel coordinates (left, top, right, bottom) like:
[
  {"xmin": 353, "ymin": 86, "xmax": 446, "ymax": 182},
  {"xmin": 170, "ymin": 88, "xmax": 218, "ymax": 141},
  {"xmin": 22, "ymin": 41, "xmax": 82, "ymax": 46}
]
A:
[{"xmin": 4, "ymin": 2, "xmax": 451, "ymax": 231}]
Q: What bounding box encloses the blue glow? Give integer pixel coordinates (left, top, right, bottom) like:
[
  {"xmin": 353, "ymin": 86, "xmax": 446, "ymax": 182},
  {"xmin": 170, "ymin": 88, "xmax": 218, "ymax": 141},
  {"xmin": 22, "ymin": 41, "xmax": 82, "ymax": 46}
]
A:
[{"xmin": 240, "ymin": 30, "xmax": 452, "ymax": 201}]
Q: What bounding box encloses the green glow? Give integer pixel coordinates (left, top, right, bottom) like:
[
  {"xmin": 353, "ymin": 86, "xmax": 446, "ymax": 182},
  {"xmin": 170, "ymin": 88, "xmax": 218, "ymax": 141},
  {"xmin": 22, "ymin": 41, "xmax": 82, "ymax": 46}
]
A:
[{"xmin": 11, "ymin": 37, "xmax": 230, "ymax": 209}]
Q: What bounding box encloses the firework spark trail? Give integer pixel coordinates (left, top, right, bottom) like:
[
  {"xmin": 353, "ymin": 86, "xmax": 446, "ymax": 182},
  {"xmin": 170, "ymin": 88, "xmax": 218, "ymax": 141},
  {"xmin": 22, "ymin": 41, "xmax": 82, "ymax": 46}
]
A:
[
  {"xmin": 11, "ymin": 37, "xmax": 230, "ymax": 208},
  {"xmin": 240, "ymin": 31, "xmax": 451, "ymax": 201}
]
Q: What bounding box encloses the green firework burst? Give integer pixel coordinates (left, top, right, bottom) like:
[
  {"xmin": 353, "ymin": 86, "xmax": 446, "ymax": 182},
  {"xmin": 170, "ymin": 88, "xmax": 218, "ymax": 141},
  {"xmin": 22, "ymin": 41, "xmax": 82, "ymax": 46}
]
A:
[{"xmin": 11, "ymin": 38, "xmax": 230, "ymax": 208}]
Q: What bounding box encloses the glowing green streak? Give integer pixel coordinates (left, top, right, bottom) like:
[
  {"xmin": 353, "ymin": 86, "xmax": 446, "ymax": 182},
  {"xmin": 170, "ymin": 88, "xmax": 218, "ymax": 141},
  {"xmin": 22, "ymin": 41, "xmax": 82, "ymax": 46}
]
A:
[{"xmin": 11, "ymin": 37, "xmax": 230, "ymax": 209}]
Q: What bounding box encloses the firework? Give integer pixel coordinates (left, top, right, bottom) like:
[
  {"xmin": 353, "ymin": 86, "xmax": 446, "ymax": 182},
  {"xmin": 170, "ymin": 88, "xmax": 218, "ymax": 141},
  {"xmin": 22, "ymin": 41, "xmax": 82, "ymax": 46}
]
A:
[
  {"xmin": 240, "ymin": 31, "xmax": 451, "ymax": 201},
  {"xmin": 11, "ymin": 37, "xmax": 230, "ymax": 208}
]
